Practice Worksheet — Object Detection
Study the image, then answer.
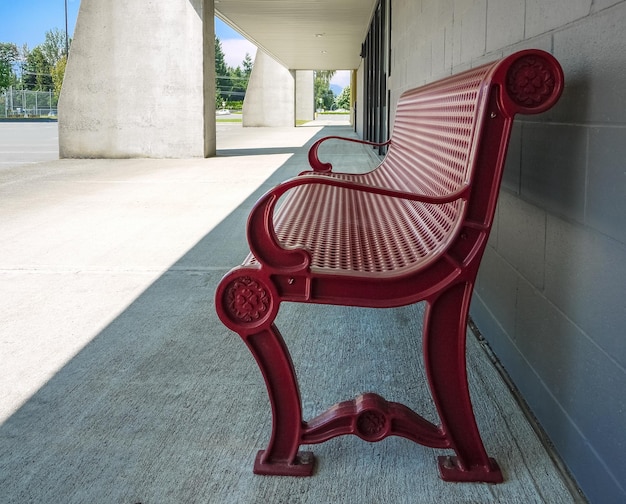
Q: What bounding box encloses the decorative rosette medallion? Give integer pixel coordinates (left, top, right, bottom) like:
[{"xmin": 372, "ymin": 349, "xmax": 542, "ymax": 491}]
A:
[
  {"xmin": 356, "ymin": 410, "xmax": 388, "ymax": 441},
  {"xmin": 219, "ymin": 274, "xmax": 277, "ymax": 332},
  {"xmin": 506, "ymin": 55, "xmax": 556, "ymax": 108}
]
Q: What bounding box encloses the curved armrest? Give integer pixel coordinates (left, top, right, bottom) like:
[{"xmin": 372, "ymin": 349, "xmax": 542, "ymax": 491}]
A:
[
  {"xmin": 247, "ymin": 173, "xmax": 470, "ymax": 271},
  {"xmin": 307, "ymin": 136, "xmax": 391, "ymax": 173}
]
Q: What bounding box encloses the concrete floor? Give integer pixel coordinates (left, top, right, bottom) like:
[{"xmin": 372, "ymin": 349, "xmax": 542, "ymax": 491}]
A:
[{"xmin": 0, "ymin": 123, "xmax": 584, "ymax": 503}]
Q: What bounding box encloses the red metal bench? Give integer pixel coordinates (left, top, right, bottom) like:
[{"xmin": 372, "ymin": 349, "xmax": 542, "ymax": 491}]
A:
[{"xmin": 216, "ymin": 49, "xmax": 563, "ymax": 483}]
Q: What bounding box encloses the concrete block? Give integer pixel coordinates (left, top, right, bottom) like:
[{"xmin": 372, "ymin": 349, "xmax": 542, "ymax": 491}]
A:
[
  {"xmin": 502, "ymin": 122, "xmax": 522, "ymax": 194},
  {"xmin": 437, "ymin": 0, "xmax": 455, "ymax": 26},
  {"xmin": 591, "ymin": 0, "xmax": 623, "ymax": 12},
  {"xmin": 475, "ymin": 246, "xmax": 518, "ymax": 339},
  {"xmin": 470, "ymin": 293, "xmax": 516, "ymax": 360},
  {"xmin": 520, "ymin": 124, "xmax": 587, "ymax": 223},
  {"xmin": 459, "ymin": 0, "xmax": 487, "ymax": 62},
  {"xmin": 544, "ymin": 216, "xmax": 626, "ymax": 369},
  {"xmin": 488, "ymin": 198, "xmax": 500, "ymax": 249},
  {"xmin": 431, "ymin": 28, "xmax": 447, "ymax": 78},
  {"xmin": 515, "ymin": 277, "xmax": 626, "ymax": 502},
  {"xmin": 451, "ymin": 14, "xmax": 463, "ymax": 68},
  {"xmin": 502, "ymin": 34, "xmax": 552, "ymax": 57},
  {"xmin": 496, "ymin": 192, "xmax": 547, "ymax": 289},
  {"xmin": 525, "ymin": 0, "xmax": 592, "ymax": 38},
  {"xmin": 486, "ymin": 0, "xmax": 525, "ymax": 53},
  {"xmin": 587, "ymin": 127, "xmax": 626, "ymax": 244},
  {"xmin": 475, "ymin": 274, "xmax": 626, "ymax": 504},
  {"xmin": 553, "ymin": 4, "xmax": 626, "ymax": 124},
  {"xmin": 443, "ymin": 22, "xmax": 455, "ymax": 73}
]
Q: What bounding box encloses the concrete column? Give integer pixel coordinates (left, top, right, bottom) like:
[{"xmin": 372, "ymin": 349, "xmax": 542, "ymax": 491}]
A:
[
  {"xmin": 242, "ymin": 50, "xmax": 294, "ymax": 127},
  {"xmin": 59, "ymin": 0, "xmax": 215, "ymax": 158},
  {"xmin": 295, "ymin": 71, "xmax": 314, "ymax": 123},
  {"xmin": 350, "ymin": 69, "xmax": 357, "ymax": 127},
  {"xmin": 355, "ymin": 63, "xmax": 364, "ymax": 137}
]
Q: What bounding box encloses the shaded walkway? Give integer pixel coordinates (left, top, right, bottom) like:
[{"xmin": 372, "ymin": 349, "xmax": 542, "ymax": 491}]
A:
[{"xmin": 0, "ymin": 125, "xmax": 582, "ymax": 503}]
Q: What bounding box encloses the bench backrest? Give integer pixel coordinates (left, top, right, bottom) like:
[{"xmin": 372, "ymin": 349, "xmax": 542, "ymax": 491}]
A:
[
  {"xmin": 374, "ymin": 50, "xmax": 563, "ymax": 210},
  {"xmin": 384, "ymin": 66, "xmax": 493, "ymax": 197}
]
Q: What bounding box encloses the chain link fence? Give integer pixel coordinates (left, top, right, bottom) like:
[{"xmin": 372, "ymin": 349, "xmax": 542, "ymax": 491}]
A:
[{"xmin": 0, "ymin": 87, "xmax": 58, "ymax": 118}]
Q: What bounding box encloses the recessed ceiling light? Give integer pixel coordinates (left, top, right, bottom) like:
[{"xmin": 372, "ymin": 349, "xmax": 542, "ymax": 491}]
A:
[{"xmin": 315, "ymin": 33, "xmax": 324, "ymax": 38}]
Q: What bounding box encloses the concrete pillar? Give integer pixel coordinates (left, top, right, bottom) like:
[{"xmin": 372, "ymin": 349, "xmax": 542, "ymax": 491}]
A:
[
  {"xmin": 355, "ymin": 63, "xmax": 364, "ymax": 137},
  {"xmin": 295, "ymin": 71, "xmax": 314, "ymax": 123},
  {"xmin": 242, "ymin": 50, "xmax": 294, "ymax": 127},
  {"xmin": 59, "ymin": 0, "xmax": 215, "ymax": 158},
  {"xmin": 350, "ymin": 69, "xmax": 357, "ymax": 127}
]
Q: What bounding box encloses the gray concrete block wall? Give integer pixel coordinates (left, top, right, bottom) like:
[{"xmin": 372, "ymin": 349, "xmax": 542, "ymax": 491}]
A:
[{"xmin": 391, "ymin": 1, "xmax": 626, "ymax": 502}]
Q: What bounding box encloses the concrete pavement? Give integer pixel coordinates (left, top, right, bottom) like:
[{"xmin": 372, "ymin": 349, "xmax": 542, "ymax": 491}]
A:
[
  {"xmin": 0, "ymin": 123, "xmax": 582, "ymax": 503},
  {"xmin": 0, "ymin": 123, "xmax": 324, "ymax": 423},
  {"xmin": 0, "ymin": 122, "xmax": 59, "ymax": 169}
]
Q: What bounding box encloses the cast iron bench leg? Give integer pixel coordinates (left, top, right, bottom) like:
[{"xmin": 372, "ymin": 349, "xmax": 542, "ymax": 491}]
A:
[
  {"xmin": 243, "ymin": 324, "xmax": 315, "ymax": 476},
  {"xmin": 424, "ymin": 282, "xmax": 503, "ymax": 483}
]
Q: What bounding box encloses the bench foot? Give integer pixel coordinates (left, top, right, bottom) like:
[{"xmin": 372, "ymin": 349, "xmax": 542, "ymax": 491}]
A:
[
  {"xmin": 254, "ymin": 450, "xmax": 316, "ymax": 476},
  {"xmin": 438, "ymin": 456, "xmax": 503, "ymax": 483}
]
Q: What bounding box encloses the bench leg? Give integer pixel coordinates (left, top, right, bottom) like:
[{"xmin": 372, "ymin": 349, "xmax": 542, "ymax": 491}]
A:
[
  {"xmin": 424, "ymin": 282, "xmax": 503, "ymax": 483},
  {"xmin": 243, "ymin": 324, "xmax": 315, "ymax": 476}
]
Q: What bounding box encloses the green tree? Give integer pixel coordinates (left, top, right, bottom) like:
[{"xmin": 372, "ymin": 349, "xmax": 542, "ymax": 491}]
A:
[
  {"xmin": 230, "ymin": 53, "xmax": 253, "ymax": 101},
  {"xmin": 335, "ymin": 85, "xmax": 351, "ymax": 110},
  {"xmin": 20, "ymin": 28, "xmax": 69, "ymax": 92},
  {"xmin": 242, "ymin": 53, "xmax": 253, "ymax": 80},
  {"xmin": 314, "ymin": 70, "xmax": 336, "ymax": 111},
  {"xmin": 214, "ymin": 41, "xmax": 254, "ymax": 107},
  {"xmin": 229, "ymin": 65, "xmax": 245, "ymax": 100},
  {"xmin": 41, "ymin": 28, "xmax": 66, "ymax": 67},
  {"xmin": 215, "ymin": 36, "xmax": 230, "ymax": 106},
  {"xmin": 23, "ymin": 46, "xmax": 53, "ymax": 90},
  {"xmin": 0, "ymin": 42, "xmax": 19, "ymax": 90},
  {"xmin": 51, "ymin": 55, "xmax": 67, "ymax": 99}
]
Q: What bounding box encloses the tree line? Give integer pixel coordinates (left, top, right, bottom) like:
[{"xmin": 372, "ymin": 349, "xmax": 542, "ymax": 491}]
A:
[
  {"xmin": 215, "ymin": 36, "xmax": 253, "ymax": 109},
  {"xmin": 215, "ymin": 38, "xmax": 350, "ymax": 112},
  {"xmin": 315, "ymin": 70, "xmax": 350, "ymax": 112},
  {"xmin": 1, "ymin": 30, "xmax": 348, "ymax": 113},
  {"xmin": 1, "ymin": 32, "xmax": 252, "ymax": 108},
  {"xmin": 0, "ymin": 28, "xmax": 67, "ymax": 99}
]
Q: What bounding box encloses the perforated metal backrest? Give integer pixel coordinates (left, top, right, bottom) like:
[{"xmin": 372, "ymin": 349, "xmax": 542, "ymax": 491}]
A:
[{"xmin": 379, "ymin": 65, "xmax": 493, "ymax": 197}]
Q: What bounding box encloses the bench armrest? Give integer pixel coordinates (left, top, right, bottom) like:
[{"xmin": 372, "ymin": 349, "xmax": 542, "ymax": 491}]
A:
[
  {"xmin": 308, "ymin": 136, "xmax": 391, "ymax": 173},
  {"xmin": 247, "ymin": 174, "xmax": 470, "ymax": 271}
]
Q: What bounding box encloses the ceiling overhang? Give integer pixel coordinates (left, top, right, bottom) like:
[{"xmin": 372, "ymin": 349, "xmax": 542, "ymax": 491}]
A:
[{"xmin": 214, "ymin": 0, "xmax": 377, "ymax": 70}]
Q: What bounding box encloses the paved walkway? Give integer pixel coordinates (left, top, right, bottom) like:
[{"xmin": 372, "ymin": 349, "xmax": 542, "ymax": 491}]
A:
[
  {"xmin": 0, "ymin": 124, "xmax": 583, "ymax": 503},
  {"xmin": 0, "ymin": 121, "xmax": 59, "ymax": 168}
]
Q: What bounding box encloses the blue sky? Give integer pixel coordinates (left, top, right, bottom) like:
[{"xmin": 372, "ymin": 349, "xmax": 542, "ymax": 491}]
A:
[
  {"xmin": 0, "ymin": 0, "xmax": 81, "ymax": 49},
  {"xmin": 0, "ymin": 1, "xmax": 238, "ymax": 56},
  {"xmin": 0, "ymin": 1, "xmax": 348, "ymax": 87}
]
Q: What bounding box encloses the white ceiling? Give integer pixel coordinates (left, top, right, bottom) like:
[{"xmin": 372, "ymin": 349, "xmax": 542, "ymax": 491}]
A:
[{"xmin": 215, "ymin": 0, "xmax": 378, "ymax": 70}]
